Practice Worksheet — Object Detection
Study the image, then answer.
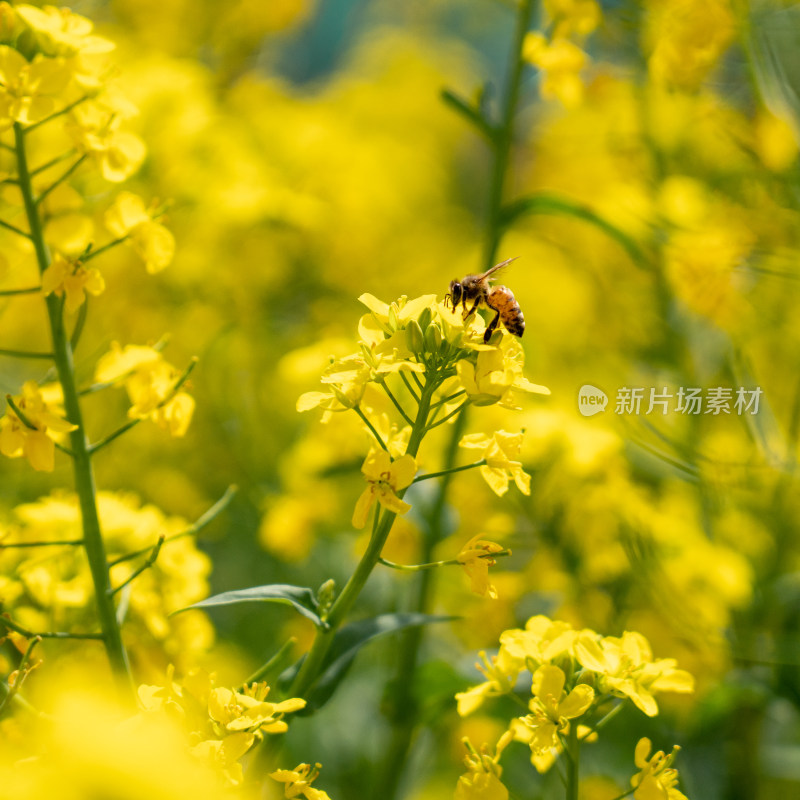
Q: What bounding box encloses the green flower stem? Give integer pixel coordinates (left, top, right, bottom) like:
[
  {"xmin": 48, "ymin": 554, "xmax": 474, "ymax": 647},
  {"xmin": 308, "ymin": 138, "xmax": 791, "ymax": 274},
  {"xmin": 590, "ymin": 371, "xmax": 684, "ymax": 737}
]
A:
[
  {"xmin": 399, "ymin": 371, "xmax": 420, "ymax": 404},
  {"xmin": 36, "ymin": 153, "xmax": 88, "ymax": 206},
  {"xmin": 0, "ymin": 286, "xmax": 40, "ymax": 296},
  {"xmin": 109, "ymin": 535, "xmax": 165, "ymax": 596},
  {"xmin": 109, "ymin": 485, "xmax": 237, "ymax": 566},
  {"xmin": 13, "ymin": 122, "xmax": 134, "ymax": 697},
  {"xmin": 355, "ymin": 405, "xmax": 389, "ymax": 452},
  {"xmin": 0, "ymin": 348, "xmax": 54, "ymax": 359},
  {"xmin": 378, "ymin": 549, "xmax": 511, "ymax": 572},
  {"xmin": 288, "ymin": 379, "xmax": 436, "ymax": 699},
  {"xmin": 242, "ymin": 637, "xmax": 298, "ymax": 689},
  {"xmin": 0, "ymin": 635, "xmax": 40, "ymax": 716},
  {"xmin": 376, "ymin": 407, "xmax": 469, "ymax": 800},
  {"xmin": 0, "ymin": 538, "xmax": 84, "ymax": 549},
  {"xmin": 2, "ymin": 615, "xmax": 103, "ymax": 640},
  {"xmin": 566, "ymin": 723, "xmax": 580, "ymax": 800},
  {"xmin": 0, "ymin": 217, "xmax": 31, "ymax": 240},
  {"xmin": 412, "ymin": 459, "xmax": 485, "ymax": 483},
  {"xmin": 484, "ymin": 0, "xmax": 535, "ymax": 270}
]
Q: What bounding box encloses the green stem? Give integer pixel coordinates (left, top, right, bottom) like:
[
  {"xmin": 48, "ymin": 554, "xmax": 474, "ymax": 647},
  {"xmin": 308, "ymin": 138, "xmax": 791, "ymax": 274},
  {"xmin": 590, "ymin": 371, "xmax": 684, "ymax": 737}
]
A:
[
  {"xmin": 13, "ymin": 122, "xmax": 134, "ymax": 698},
  {"xmin": 412, "ymin": 459, "xmax": 485, "ymax": 483},
  {"xmin": 483, "ymin": 0, "xmax": 535, "ymax": 270},
  {"xmin": 376, "ymin": 407, "xmax": 469, "ymax": 799},
  {"xmin": 355, "ymin": 406, "xmax": 389, "ymax": 452},
  {"xmin": 287, "ymin": 380, "xmax": 436, "ymax": 700},
  {"xmin": 566, "ymin": 724, "xmax": 580, "ymax": 800}
]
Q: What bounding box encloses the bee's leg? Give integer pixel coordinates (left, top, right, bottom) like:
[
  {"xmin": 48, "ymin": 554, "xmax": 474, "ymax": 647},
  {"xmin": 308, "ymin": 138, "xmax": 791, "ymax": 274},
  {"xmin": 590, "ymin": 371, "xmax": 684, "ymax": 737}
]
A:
[
  {"xmin": 483, "ymin": 310, "xmax": 501, "ymax": 343},
  {"xmin": 463, "ymin": 297, "xmax": 480, "ymax": 320}
]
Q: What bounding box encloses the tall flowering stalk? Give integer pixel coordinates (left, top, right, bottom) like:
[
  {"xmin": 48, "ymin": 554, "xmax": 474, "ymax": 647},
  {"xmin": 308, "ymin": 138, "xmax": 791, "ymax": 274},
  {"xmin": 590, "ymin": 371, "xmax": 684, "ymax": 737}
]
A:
[{"xmin": 0, "ymin": 4, "xmax": 204, "ymax": 697}]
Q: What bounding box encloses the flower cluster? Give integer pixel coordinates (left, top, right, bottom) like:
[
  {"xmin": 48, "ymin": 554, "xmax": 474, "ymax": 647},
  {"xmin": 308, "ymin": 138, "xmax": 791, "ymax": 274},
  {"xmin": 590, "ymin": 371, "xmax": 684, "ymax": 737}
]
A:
[
  {"xmin": 455, "ymin": 615, "xmax": 694, "ymax": 794},
  {"xmin": 139, "ymin": 668, "xmax": 306, "ymax": 786},
  {"xmin": 296, "ymin": 292, "xmax": 548, "ymax": 532},
  {"xmin": 0, "ymin": 491, "xmax": 212, "ymax": 672}
]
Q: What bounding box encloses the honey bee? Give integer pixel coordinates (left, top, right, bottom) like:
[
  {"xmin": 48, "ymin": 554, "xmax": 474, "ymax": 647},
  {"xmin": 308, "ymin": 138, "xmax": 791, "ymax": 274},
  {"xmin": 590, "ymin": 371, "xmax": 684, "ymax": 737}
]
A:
[{"xmin": 444, "ymin": 257, "xmax": 525, "ymax": 344}]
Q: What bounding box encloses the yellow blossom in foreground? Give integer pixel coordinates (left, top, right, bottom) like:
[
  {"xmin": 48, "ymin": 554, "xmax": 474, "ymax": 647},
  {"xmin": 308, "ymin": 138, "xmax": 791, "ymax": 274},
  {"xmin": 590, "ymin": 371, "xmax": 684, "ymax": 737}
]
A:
[
  {"xmin": 352, "ymin": 448, "xmax": 416, "ymax": 528},
  {"xmin": 523, "ymin": 33, "xmax": 588, "ymax": 107},
  {"xmin": 631, "ymin": 738, "xmax": 689, "ymax": 800},
  {"xmin": 208, "ymin": 686, "xmax": 305, "ymax": 734},
  {"xmin": 454, "ymin": 732, "xmax": 512, "ymax": 800},
  {"xmin": 456, "ymin": 649, "xmax": 523, "ymax": 717},
  {"xmin": 271, "ymin": 763, "xmax": 334, "ymax": 800},
  {"xmin": 41, "ymin": 253, "xmax": 104, "ymax": 312},
  {"xmin": 456, "ymin": 337, "xmax": 549, "ymax": 409},
  {"xmin": 499, "ymin": 615, "xmax": 577, "ymax": 667},
  {"xmin": 575, "ymin": 630, "xmax": 694, "ymax": 716},
  {"xmin": 457, "ymin": 534, "xmax": 508, "ymax": 599},
  {"xmin": 517, "ymin": 664, "xmax": 594, "ymax": 755},
  {"xmin": 459, "ymin": 431, "xmax": 531, "ymax": 496},
  {"xmin": 0, "ymin": 381, "xmax": 76, "ymax": 471},
  {"xmin": 0, "ymin": 45, "xmax": 68, "ymax": 127},
  {"xmin": 104, "ymin": 191, "xmax": 174, "ymax": 269}
]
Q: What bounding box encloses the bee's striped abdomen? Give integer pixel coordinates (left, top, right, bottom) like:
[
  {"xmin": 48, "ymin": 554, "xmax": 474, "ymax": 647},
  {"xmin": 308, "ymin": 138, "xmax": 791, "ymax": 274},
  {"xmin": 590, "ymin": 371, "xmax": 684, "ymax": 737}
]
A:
[{"xmin": 487, "ymin": 285, "xmax": 525, "ymax": 337}]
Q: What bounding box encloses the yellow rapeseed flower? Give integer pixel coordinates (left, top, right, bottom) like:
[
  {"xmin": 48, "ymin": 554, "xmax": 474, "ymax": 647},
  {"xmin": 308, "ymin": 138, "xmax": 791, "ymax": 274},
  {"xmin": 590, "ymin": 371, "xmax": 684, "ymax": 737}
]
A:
[
  {"xmin": 41, "ymin": 252, "xmax": 105, "ymax": 313},
  {"xmin": 0, "ymin": 381, "xmax": 76, "ymax": 471},
  {"xmin": 0, "ymin": 44, "xmax": 68, "ymax": 127},
  {"xmin": 454, "ymin": 732, "xmax": 513, "ymax": 800},
  {"xmin": 631, "ymin": 738, "xmax": 689, "ymax": 800},
  {"xmin": 270, "ymin": 762, "xmax": 334, "ymax": 800},
  {"xmin": 104, "ymin": 191, "xmax": 174, "ymax": 269},
  {"xmin": 459, "ymin": 431, "xmax": 531, "ymax": 496},
  {"xmin": 457, "ymin": 534, "xmax": 507, "ymax": 599},
  {"xmin": 523, "ymin": 33, "xmax": 588, "ymax": 108},
  {"xmin": 352, "ymin": 448, "xmax": 416, "ymax": 528}
]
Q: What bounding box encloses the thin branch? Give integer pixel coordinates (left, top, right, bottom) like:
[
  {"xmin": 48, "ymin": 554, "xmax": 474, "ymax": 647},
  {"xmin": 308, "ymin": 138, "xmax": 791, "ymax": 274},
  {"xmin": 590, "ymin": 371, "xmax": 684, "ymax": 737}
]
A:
[
  {"xmin": 108, "ymin": 485, "xmax": 237, "ymax": 567},
  {"xmin": 380, "ymin": 378, "xmax": 414, "ymax": 426},
  {"xmin": 0, "ymin": 635, "xmax": 41, "ymax": 715},
  {"xmin": 0, "ymin": 286, "xmax": 41, "ymax": 296},
  {"xmin": 70, "ymin": 296, "xmax": 89, "ymax": 350},
  {"xmin": 399, "ymin": 371, "xmax": 420, "ymax": 404},
  {"xmin": 430, "ymin": 389, "xmax": 466, "ymax": 410},
  {"xmin": 411, "ymin": 372, "xmax": 424, "ymax": 392},
  {"xmin": 24, "ymin": 95, "xmax": 90, "ymax": 133},
  {"xmin": 78, "ymin": 379, "xmax": 118, "ymax": 396},
  {"xmin": 378, "ymin": 549, "xmax": 511, "ymax": 572},
  {"xmin": 82, "ymin": 234, "xmax": 128, "ymax": 263},
  {"xmin": 31, "ymin": 148, "xmax": 77, "ymax": 176},
  {"xmin": 1, "ymin": 615, "xmax": 103, "ymax": 640},
  {"xmin": 89, "ymin": 357, "xmax": 198, "ymax": 454},
  {"xmin": 0, "ymin": 538, "xmax": 83, "ymax": 549},
  {"xmin": 0, "ymin": 347, "xmax": 53, "ymax": 359},
  {"xmin": 36, "ymin": 154, "xmax": 88, "ymax": 206},
  {"xmin": 109, "ymin": 535, "xmax": 165, "ymax": 596},
  {"xmin": 242, "ymin": 637, "xmax": 297, "ymax": 688},
  {"xmin": 412, "ymin": 459, "xmax": 485, "ymax": 483},
  {"xmin": 426, "ymin": 400, "xmax": 469, "ymax": 431},
  {"xmin": 355, "ymin": 406, "xmax": 389, "ymax": 452},
  {"xmin": 0, "ymin": 218, "xmax": 31, "ymax": 240}
]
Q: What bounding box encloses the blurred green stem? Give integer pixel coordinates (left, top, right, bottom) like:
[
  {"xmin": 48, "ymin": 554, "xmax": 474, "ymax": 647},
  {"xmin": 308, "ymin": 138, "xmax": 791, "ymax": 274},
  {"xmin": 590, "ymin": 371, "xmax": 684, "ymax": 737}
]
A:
[
  {"xmin": 375, "ymin": 408, "xmax": 469, "ymax": 799},
  {"xmin": 565, "ymin": 724, "xmax": 580, "ymax": 800},
  {"xmin": 484, "ymin": 0, "xmax": 535, "ymax": 270},
  {"xmin": 13, "ymin": 122, "xmax": 134, "ymax": 699},
  {"xmin": 375, "ymin": 1, "xmax": 535, "ymax": 794}
]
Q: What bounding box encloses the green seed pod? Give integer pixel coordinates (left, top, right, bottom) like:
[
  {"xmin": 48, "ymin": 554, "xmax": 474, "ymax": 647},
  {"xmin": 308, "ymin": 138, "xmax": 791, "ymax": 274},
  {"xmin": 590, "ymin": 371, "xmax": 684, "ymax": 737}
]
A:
[{"xmin": 405, "ymin": 319, "xmax": 425, "ymax": 354}]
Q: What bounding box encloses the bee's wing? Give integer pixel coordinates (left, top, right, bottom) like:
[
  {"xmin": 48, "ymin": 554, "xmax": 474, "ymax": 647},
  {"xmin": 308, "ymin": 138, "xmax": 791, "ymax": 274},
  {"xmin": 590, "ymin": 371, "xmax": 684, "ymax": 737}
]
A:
[{"xmin": 479, "ymin": 256, "xmax": 518, "ymax": 282}]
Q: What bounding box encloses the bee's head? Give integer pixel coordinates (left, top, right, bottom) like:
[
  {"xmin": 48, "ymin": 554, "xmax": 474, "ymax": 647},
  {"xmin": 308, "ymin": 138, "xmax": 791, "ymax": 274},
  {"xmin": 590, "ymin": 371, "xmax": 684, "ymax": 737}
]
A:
[{"xmin": 446, "ymin": 279, "xmax": 463, "ymax": 308}]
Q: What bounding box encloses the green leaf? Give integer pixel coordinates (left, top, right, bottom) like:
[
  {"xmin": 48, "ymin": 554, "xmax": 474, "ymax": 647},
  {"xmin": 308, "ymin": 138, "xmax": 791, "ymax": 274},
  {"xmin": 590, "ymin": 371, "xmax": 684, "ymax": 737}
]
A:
[
  {"xmin": 500, "ymin": 192, "xmax": 649, "ymax": 269},
  {"xmin": 287, "ymin": 612, "xmax": 455, "ymax": 713},
  {"xmin": 174, "ymin": 584, "xmax": 328, "ymax": 629}
]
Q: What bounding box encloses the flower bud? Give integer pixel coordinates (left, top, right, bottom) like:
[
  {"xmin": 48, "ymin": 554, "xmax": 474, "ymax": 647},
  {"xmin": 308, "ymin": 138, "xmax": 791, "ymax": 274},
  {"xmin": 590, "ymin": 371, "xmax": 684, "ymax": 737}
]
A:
[
  {"xmin": 388, "ymin": 304, "xmax": 399, "ymax": 332},
  {"xmin": 424, "ymin": 322, "xmax": 443, "ymax": 352},
  {"xmin": 316, "ymin": 578, "xmax": 336, "ymax": 617},
  {"xmin": 405, "ymin": 319, "xmax": 425, "ymax": 355},
  {"xmin": 417, "ymin": 306, "xmax": 433, "ymax": 332}
]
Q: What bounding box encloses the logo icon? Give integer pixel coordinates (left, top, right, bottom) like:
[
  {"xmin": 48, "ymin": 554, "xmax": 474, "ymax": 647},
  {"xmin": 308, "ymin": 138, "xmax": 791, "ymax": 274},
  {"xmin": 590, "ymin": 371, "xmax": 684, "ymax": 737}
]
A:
[{"xmin": 578, "ymin": 385, "xmax": 607, "ymax": 417}]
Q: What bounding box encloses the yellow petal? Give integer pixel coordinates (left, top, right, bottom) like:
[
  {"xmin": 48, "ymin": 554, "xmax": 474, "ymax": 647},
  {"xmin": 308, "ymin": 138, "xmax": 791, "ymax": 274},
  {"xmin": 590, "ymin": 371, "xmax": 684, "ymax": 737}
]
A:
[{"xmin": 351, "ymin": 487, "xmax": 375, "ymax": 529}]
